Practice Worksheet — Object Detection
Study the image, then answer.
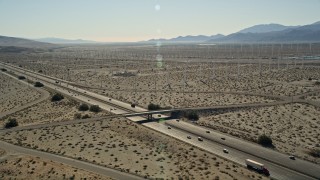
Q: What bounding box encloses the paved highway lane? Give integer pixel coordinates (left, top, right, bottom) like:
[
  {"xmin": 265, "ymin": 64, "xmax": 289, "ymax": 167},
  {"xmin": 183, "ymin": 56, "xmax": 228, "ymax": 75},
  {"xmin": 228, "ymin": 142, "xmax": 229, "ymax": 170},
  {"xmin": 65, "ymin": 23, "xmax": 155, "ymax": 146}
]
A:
[{"xmin": 0, "ymin": 141, "xmax": 143, "ymax": 180}]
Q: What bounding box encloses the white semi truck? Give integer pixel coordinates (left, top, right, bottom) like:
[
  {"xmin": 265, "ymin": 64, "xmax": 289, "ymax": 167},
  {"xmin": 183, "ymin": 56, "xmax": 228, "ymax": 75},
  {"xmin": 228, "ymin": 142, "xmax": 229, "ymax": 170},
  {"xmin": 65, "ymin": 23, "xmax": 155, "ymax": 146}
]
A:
[{"xmin": 245, "ymin": 159, "xmax": 270, "ymax": 176}]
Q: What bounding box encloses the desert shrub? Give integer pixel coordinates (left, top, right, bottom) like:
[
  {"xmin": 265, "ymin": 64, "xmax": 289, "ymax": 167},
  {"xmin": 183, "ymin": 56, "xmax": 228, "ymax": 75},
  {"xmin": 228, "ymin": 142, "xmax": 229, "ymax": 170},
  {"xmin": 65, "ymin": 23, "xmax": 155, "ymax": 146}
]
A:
[
  {"xmin": 4, "ymin": 118, "xmax": 18, "ymax": 128},
  {"xmin": 148, "ymin": 103, "xmax": 161, "ymax": 111},
  {"xmin": 308, "ymin": 149, "xmax": 320, "ymax": 158},
  {"xmin": 315, "ymin": 81, "xmax": 320, "ymax": 86},
  {"xmin": 51, "ymin": 93, "xmax": 64, "ymax": 102},
  {"xmin": 89, "ymin": 105, "xmax": 101, "ymax": 112},
  {"xmin": 18, "ymin": 76, "xmax": 26, "ymax": 80},
  {"xmin": 186, "ymin": 111, "xmax": 199, "ymax": 121},
  {"xmin": 82, "ymin": 114, "xmax": 90, "ymax": 119},
  {"xmin": 69, "ymin": 175, "xmax": 75, "ymax": 180},
  {"xmin": 34, "ymin": 82, "xmax": 44, "ymax": 87},
  {"xmin": 78, "ymin": 104, "xmax": 89, "ymax": 111},
  {"xmin": 171, "ymin": 111, "xmax": 182, "ymax": 119},
  {"xmin": 74, "ymin": 113, "xmax": 82, "ymax": 119},
  {"xmin": 258, "ymin": 134, "xmax": 273, "ymax": 146},
  {"xmin": 113, "ymin": 71, "xmax": 136, "ymax": 77}
]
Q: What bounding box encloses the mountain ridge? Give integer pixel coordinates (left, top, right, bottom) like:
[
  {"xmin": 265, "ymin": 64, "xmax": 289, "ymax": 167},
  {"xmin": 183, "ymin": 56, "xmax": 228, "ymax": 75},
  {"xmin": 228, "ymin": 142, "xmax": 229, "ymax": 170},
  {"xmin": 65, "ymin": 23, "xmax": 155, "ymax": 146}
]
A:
[
  {"xmin": 0, "ymin": 35, "xmax": 56, "ymax": 48},
  {"xmin": 237, "ymin": 23, "xmax": 299, "ymax": 33},
  {"xmin": 145, "ymin": 21, "xmax": 320, "ymax": 43},
  {"xmin": 207, "ymin": 21, "xmax": 320, "ymax": 43},
  {"xmin": 35, "ymin": 37, "xmax": 98, "ymax": 44},
  {"xmin": 146, "ymin": 34, "xmax": 225, "ymax": 43}
]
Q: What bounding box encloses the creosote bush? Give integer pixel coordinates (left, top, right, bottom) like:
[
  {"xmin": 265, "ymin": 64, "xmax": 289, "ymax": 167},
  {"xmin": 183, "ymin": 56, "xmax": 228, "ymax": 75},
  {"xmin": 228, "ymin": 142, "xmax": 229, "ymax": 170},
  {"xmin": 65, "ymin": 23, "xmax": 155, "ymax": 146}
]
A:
[
  {"xmin": 308, "ymin": 149, "xmax": 320, "ymax": 158},
  {"xmin": 74, "ymin": 113, "xmax": 82, "ymax": 119},
  {"xmin": 171, "ymin": 111, "xmax": 182, "ymax": 119},
  {"xmin": 4, "ymin": 118, "xmax": 18, "ymax": 128},
  {"xmin": 18, "ymin": 76, "xmax": 26, "ymax": 80},
  {"xmin": 148, "ymin": 103, "xmax": 161, "ymax": 111},
  {"xmin": 78, "ymin": 104, "xmax": 89, "ymax": 111},
  {"xmin": 34, "ymin": 82, "xmax": 44, "ymax": 87},
  {"xmin": 89, "ymin": 105, "xmax": 101, "ymax": 112},
  {"xmin": 82, "ymin": 114, "xmax": 90, "ymax": 119},
  {"xmin": 258, "ymin": 134, "xmax": 273, "ymax": 147},
  {"xmin": 51, "ymin": 93, "xmax": 64, "ymax": 102},
  {"xmin": 186, "ymin": 111, "xmax": 199, "ymax": 121}
]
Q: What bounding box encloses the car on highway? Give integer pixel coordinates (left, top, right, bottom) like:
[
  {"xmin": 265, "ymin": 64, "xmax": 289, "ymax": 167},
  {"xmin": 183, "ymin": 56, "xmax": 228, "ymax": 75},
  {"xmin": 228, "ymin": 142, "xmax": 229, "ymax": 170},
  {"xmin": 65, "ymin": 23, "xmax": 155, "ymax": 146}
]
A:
[
  {"xmin": 223, "ymin": 149, "xmax": 229, "ymax": 153},
  {"xmin": 289, "ymin": 155, "xmax": 295, "ymax": 160},
  {"xmin": 206, "ymin": 130, "xmax": 210, "ymax": 133},
  {"xmin": 221, "ymin": 137, "xmax": 226, "ymax": 140},
  {"xmin": 167, "ymin": 126, "xmax": 171, "ymax": 129},
  {"xmin": 131, "ymin": 104, "xmax": 136, "ymax": 108},
  {"xmin": 109, "ymin": 98, "xmax": 112, "ymax": 101},
  {"xmin": 187, "ymin": 135, "xmax": 191, "ymax": 139},
  {"xmin": 176, "ymin": 119, "xmax": 180, "ymax": 122},
  {"xmin": 55, "ymin": 81, "xmax": 59, "ymax": 83},
  {"xmin": 198, "ymin": 137, "xmax": 203, "ymax": 141}
]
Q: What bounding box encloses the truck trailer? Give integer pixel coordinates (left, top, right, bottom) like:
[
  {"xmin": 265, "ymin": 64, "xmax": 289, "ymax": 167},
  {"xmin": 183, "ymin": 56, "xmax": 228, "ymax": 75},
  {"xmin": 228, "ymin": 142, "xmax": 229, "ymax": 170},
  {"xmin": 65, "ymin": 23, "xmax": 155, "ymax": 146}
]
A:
[{"xmin": 245, "ymin": 159, "xmax": 270, "ymax": 176}]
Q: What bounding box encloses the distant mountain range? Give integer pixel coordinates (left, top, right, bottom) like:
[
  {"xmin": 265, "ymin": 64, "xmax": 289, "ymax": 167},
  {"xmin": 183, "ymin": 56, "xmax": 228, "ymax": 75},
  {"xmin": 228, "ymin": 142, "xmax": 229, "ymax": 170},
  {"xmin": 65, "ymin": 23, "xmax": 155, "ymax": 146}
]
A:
[
  {"xmin": 147, "ymin": 21, "xmax": 320, "ymax": 43},
  {"xmin": 237, "ymin": 23, "xmax": 299, "ymax": 34},
  {"xmin": 208, "ymin": 21, "xmax": 320, "ymax": 43},
  {"xmin": 1, "ymin": 21, "xmax": 320, "ymax": 48},
  {"xmin": 35, "ymin": 37, "xmax": 97, "ymax": 44},
  {"xmin": 0, "ymin": 35, "xmax": 55, "ymax": 48},
  {"xmin": 147, "ymin": 34, "xmax": 225, "ymax": 43}
]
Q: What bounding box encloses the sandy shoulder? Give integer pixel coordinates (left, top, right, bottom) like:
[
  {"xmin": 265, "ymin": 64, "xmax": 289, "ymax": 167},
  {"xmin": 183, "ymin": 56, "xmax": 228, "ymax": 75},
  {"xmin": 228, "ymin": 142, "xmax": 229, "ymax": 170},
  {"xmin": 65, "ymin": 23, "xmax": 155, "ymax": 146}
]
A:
[{"xmin": 0, "ymin": 154, "xmax": 112, "ymax": 180}]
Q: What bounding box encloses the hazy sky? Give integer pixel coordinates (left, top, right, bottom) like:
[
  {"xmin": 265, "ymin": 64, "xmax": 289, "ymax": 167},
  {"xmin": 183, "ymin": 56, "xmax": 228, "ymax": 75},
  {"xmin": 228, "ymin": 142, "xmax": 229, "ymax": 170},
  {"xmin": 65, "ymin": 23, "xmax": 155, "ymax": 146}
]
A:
[{"xmin": 1, "ymin": 0, "xmax": 320, "ymax": 42}]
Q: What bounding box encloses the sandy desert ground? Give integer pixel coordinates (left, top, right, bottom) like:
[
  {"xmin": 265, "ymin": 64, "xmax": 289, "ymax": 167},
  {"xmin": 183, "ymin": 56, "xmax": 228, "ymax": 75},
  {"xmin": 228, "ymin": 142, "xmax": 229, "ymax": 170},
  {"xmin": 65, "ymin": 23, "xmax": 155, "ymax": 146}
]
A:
[
  {"xmin": 0, "ymin": 90, "xmax": 110, "ymax": 128},
  {"xmin": 0, "ymin": 69, "xmax": 110, "ymax": 127},
  {"xmin": 0, "ymin": 148, "xmax": 5, "ymax": 156},
  {"xmin": 0, "ymin": 148, "xmax": 112, "ymax": 180},
  {"xmin": 1, "ymin": 118, "xmax": 268, "ymax": 180},
  {"xmin": 0, "ymin": 73, "xmax": 41, "ymax": 113},
  {"xmin": 304, "ymin": 92, "xmax": 320, "ymax": 102}
]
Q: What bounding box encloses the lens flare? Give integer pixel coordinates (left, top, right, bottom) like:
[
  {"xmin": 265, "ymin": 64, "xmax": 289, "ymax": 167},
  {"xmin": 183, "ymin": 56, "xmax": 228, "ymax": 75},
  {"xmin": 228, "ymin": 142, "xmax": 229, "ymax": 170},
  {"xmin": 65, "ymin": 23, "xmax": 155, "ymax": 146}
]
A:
[
  {"xmin": 156, "ymin": 54, "xmax": 163, "ymax": 68},
  {"xmin": 156, "ymin": 54, "xmax": 163, "ymax": 61},
  {"xmin": 156, "ymin": 41, "xmax": 162, "ymax": 47},
  {"xmin": 155, "ymin": 4, "xmax": 160, "ymax": 11}
]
